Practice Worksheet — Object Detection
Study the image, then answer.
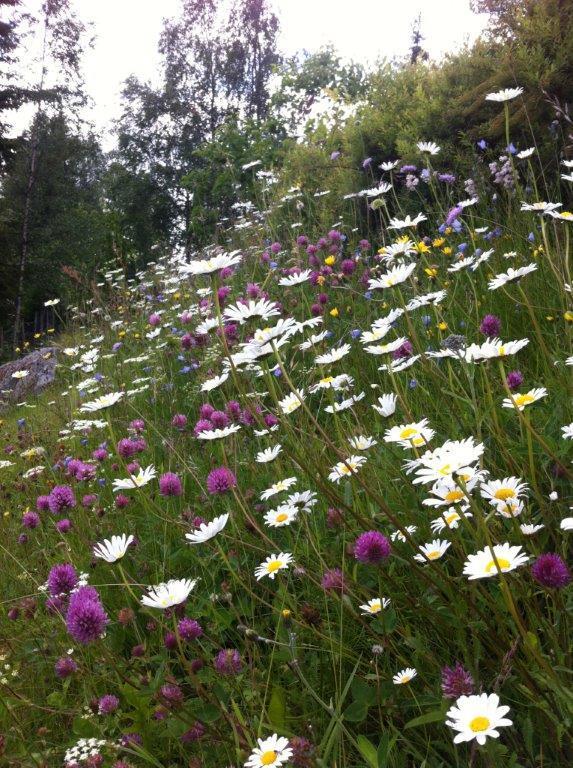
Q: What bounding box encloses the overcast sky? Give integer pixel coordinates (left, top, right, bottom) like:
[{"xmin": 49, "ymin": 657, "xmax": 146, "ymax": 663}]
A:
[{"xmin": 14, "ymin": 0, "xmax": 488, "ymax": 147}]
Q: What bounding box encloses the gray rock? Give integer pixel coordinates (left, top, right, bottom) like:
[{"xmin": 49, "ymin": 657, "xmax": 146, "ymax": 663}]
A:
[{"xmin": 0, "ymin": 347, "xmax": 59, "ymax": 409}]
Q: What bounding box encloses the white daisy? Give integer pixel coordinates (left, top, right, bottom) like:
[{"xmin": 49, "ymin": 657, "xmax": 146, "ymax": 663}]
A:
[
  {"xmin": 185, "ymin": 514, "xmax": 229, "ymax": 544},
  {"xmin": 384, "ymin": 419, "xmax": 433, "ymax": 448},
  {"xmin": 197, "ymin": 425, "xmax": 241, "ymax": 440},
  {"xmin": 279, "ymin": 390, "xmax": 304, "ymax": 414},
  {"xmin": 264, "ymin": 505, "xmax": 298, "ymax": 528},
  {"xmin": 328, "ymin": 455, "xmax": 367, "ymax": 483},
  {"xmin": 359, "ymin": 597, "xmax": 390, "ymax": 615},
  {"xmin": 501, "ymin": 387, "xmax": 547, "ymax": 411},
  {"xmin": 201, "ymin": 373, "xmax": 229, "ymax": 392},
  {"xmin": 413, "ymin": 539, "xmax": 451, "ymax": 563},
  {"xmin": 520, "ymin": 201, "xmax": 561, "ymax": 213},
  {"xmin": 390, "ymin": 525, "xmax": 417, "ymax": 542},
  {"xmin": 141, "ymin": 578, "xmax": 197, "ymax": 609},
  {"xmin": 517, "ymin": 147, "xmax": 535, "ymax": 159},
  {"xmin": 388, "ymin": 213, "xmax": 427, "ymax": 230},
  {"xmin": 287, "ymin": 490, "xmax": 317, "ymax": 513},
  {"xmin": 93, "ymin": 534, "xmax": 134, "ymax": 563},
  {"xmin": 256, "ymin": 445, "xmax": 282, "ymax": 463},
  {"xmin": 180, "ymin": 251, "xmax": 242, "ymax": 275},
  {"xmin": 254, "ymin": 553, "xmax": 293, "ymax": 581},
  {"xmin": 368, "ymin": 262, "xmax": 416, "ymax": 289},
  {"xmin": 463, "ymin": 543, "xmax": 529, "ymax": 580},
  {"xmin": 488, "ymin": 264, "xmax": 538, "ymax": 290},
  {"xmin": 323, "ymin": 393, "xmax": 365, "ymax": 413},
  {"xmin": 430, "ymin": 508, "xmax": 472, "ymax": 533},
  {"xmin": 393, "ymin": 667, "xmax": 417, "ymax": 685},
  {"xmin": 299, "ymin": 330, "xmax": 330, "ymax": 350},
  {"xmin": 278, "ymin": 270, "xmax": 312, "ymax": 286},
  {"xmin": 260, "ymin": 478, "xmax": 297, "ymax": 500},
  {"xmin": 372, "ymin": 393, "xmax": 397, "ymax": 417},
  {"xmin": 480, "ymin": 477, "xmax": 528, "ymax": 506},
  {"xmin": 244, "ymin": 733, "xmax": 293, "ymax": 768},
  {"xmin": 520, "ymin": 523, "xmax": 544, "ymax": 535},
  {"xmin": 485, "ymin": 87, "xmax": 523, "ymax": 102},
  {"xmin": 446, "ymin": 693, "xmax": 512, "ymax": 745},
  {"xmin": 315, "ymin": 344, "xmax": 351, "ymax": 365},
  {"xmin": 252, "ymin": 318, "xmax": 299, "ymax": 345},
  {"xmin": 80, "ymin": 392, "xmax": 124, "ymax": 412},
  {"xmin": 223, "ymin": 299, "xmax": 280, "ymax": 325},
  {"xmin": 348, "ymin": 435, "xmax": 377, "ymax": 450},
  {"xmin": 417, "ymin": 141, "xmax": 440, "ymax": 155},
  {"xmin": 112, "ymin": 465, "xmax": 156, "ymax": 492}
]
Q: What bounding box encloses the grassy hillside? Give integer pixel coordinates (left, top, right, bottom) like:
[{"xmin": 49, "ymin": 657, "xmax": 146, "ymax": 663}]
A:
[{"xmin": 0, "ymin": 87, "xmax": 572, "ymax": 768}]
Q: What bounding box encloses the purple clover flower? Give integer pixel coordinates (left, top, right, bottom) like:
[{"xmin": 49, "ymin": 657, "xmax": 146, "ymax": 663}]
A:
[
  {"xmin": 531, "ymin": 553, "xmax": 571, "ymax": 589},
  {"xmin": 354, "ymin": 531, "xmax": 391, "ymax": 564}
]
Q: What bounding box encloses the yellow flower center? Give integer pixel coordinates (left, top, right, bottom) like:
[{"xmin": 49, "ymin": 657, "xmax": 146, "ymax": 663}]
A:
[
  {"xmin": 412, "ymin": 436, "xmax": 426, "ymax": 446},
  {"xmin": 438, "ymin": 463, "xmax": 452, "ymax": 476},
  {"xmin": 276, "ymin": 513, "xmax": 288, "ymax": 523},
  {"xmin": 320, "ymin": 376, "xmax": 334, "ymax": 385},
  {"xmin": 261, "ymin": 751, "xmax": 277, "ymax": 766},
  {"xmin": 427, "ymin": 550, "xmax": 441, "ymax": 560},
  {"xmin": 400, "ymin": 675, "xmax": 412, "ymax": 683},
  {"xmin": 485, "ymin": 558, "xmax": 511, "ymax": 573},
  {"xmin": 498, "ymin": 346, "xmax": 506, "ymax": 355},
  {"xmin": 469, "ymin": 716, "xmax": 490, "ymax": 733},
  {"xmin": 513, "ymin": 394, "xmax": 534, "ymax": 407},
  {"xmin": 400, "ymin": 427, "xmax": 418, "ymax": 439},
  {"xmin": 445, "ymin": 512, "xmax": 460, "ymax": 525},
  {"xmin": 445, "ymin": 490, "xmax": 464, "ymax": 502},
  {"xmin": 267, "ymin": 560, "xmax": 283, "ymax": 573},
  {"xmin": 494, "ymin": 488, "xmax": 515, "ymax": 501},
  {"xmin": 369, "ymin": 601, "xmax": 381, "ymax": 612}
]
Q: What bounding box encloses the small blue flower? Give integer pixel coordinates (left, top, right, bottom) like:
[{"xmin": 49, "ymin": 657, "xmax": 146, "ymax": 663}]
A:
[
  {"xmin": 408, "ymin": 379, "xmax": 418, "ymax": 389},
  {"xmin": 528, "ymin": 232, "xmax": 535, "ymax": 242},
  {"xmin": 273, "ymin": 368, "xmax": 282, "ymax": 378},
  {"xmin": 477, "ymin": 139, "xmax": 487, "ymax": 150},
  {"xmin": 421, "ymin": 315, "xmax": 431, "ymax": 327},
  {"xmin": 350, "ymin": 329, "xmax": 361, "ymax": 339},
  {"xmin": 364, "ymin": 291, "xmax": 372, "ymax": 300}
]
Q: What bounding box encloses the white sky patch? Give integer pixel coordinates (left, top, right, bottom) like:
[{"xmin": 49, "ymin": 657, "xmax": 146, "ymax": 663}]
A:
[{"xmin": 10, "ymin": 0, "xmax": 488, "ymax": 148}]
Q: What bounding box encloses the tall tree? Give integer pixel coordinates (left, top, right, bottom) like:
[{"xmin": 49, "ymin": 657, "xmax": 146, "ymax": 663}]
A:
[
  {"xmin": 115, "ymin": 0, "xmax": 280, "ymax": 259},
  {"xmin": 11, "ymin": 0, "xmax": 88, "ymax": 348},
  {"xmin": 0, "ymin": 112, "xmax": 109, "ymax": 341}
]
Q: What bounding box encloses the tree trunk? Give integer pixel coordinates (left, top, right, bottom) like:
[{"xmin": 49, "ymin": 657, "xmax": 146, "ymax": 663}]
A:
[{"xmin": 12, "ymin": 127, "xmax": 40, "ymax": 350}]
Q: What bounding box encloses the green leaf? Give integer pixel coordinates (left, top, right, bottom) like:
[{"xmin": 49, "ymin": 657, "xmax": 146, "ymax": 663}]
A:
[
  {"xmin": 377, "ymin": 734, "xmax": 394, "ymax": 768},
  {"xmin": 356, "ymin": 735, "xmax": 378, "ymax": 768},
  {"xmin": 193, "ymin": 702, "xmax": 221, "ymax": 723},
  {"xmin": 404, "ymin": 707, "xmax": 447, "ymax": 730},
  {"xmin": 343, "ymin": 700, "xmax": 369, "ymax": 722},
  {"xmin": 72, "ymin": 716, "xmax": 97, "ymax": 738},
  {"xmin": 351, "ymin": 677, "xmax": 377, "ymax": 706},
  {"xmin": 268, "ymin": 687, "xmax": 286, "ymax": 729},
  {"xmin": 383, "ymin": 608, "xmax": 397, "ymax": 633}
]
